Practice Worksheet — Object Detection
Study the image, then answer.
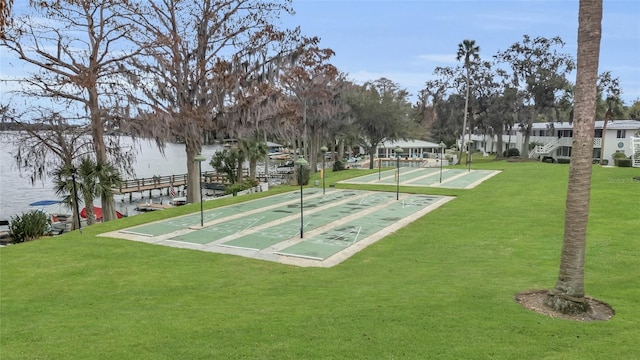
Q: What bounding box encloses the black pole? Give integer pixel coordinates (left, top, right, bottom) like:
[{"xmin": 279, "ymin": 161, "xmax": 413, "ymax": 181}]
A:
[
  {"xmin": 322, "ymin": 156, "xmax": 326, "ymax": 195},
  {"xmin": 300, "ymin": 165, "xmax": 304, "ymax": 238},
  {"xmin": 440, "ymin": 150, "xmax": 443, "ymax": 183},
  {"xmin": 71, "ymin": 172, "xmax": 82, "ymax": 234},
  {"xmin": 199, "ymin": 161, "xmax": 203, "ymax": 227},
  {"xmin": 468, "ymin": 143, "xmax": 471, "ymax": 172},
  {"xmin": 378, "ymin": 157, "xmax": 381, "ymax": 180}
]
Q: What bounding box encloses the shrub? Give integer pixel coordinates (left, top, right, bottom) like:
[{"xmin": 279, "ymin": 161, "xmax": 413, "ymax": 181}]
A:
[
  {"xmin": 8, "ymin": 210, "xmax": 49, "ymax": 243},
  {"xmin": 503, "ymin": 148, "xmax": 520, "ymax": 158},
  {"xmin": 224, "ymin": 179, "xmax": 259, "ymax": 195},
  {"xmin": 615, "ymin": 158, "xmax": 632, "ymax": 167},
  {"xmin": 557, "ymin": 158, "xmax": 571, "ymax": 164},
  {"xmin": 332, "ymin": 160, "xmax": 345, "ymax": 171},
  {"xmin": 612, "ymin": 152, "xmax": 628, "ymax": 159}
]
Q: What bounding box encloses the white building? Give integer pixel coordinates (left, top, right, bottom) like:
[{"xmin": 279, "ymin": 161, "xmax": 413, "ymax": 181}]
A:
[
  {"xmin": 466, "ymin": 120, "xmax": 640, "ymax": 165},
  {"xmin": 376, "ymin": 139, "xmax": 443, "ymax": 159}
]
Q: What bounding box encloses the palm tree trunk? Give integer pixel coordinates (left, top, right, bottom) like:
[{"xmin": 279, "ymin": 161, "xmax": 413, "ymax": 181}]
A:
[
  {"xmin": 599, "ymin": 118, "xmax": 609, "ymax": 165},
  {"xmin": 545, "ymin": 0, "xmax": 602, "ymax": 314},
  {"xmin": 458, "ymin": 83, "xmax": 470, "ymax": 165}
]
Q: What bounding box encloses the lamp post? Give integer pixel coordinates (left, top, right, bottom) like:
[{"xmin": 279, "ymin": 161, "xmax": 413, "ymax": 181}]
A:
[
  {"xmin": 320, "ymin": 146, "xmax": 328, "ymax": 194},
  {"xmin": 467, "ymin": 142, "xmax": 472, "ymax": 172},
  {"xmin": 439, "ymin": 141, "xmax": 446, "ymax": 183},
  {"xmin": 194, "ymin": 153, "xmax": 206, "ymax": 227},
  {"xmin": 395, "ymin": 146, "xmax": 403, "ymax": 200},
  {"xmin": 70, "ymin": 169, "xmax": 82, "ymax": 234},
  {"xmin": 295, "ymin": 157, "xmax": 308, "ymax": 238}
]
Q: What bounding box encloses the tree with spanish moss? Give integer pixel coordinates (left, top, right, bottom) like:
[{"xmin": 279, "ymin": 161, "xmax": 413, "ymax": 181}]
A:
[
  {"xmin": 129, "ymin": 0, "xmax": 307, "ymax": 203},
  {"xmin": 2, "ymin": 0, "xmax": 142, "ymax": 222}
]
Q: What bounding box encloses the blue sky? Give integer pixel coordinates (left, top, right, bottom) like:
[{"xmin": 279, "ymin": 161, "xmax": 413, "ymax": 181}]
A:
[{"xmin": 284, "ymin": 0, "xmax": 640, "ymax": 105}]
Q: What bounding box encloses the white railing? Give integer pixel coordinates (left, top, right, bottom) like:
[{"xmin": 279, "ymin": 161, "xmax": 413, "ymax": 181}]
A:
[
  {"xmin": 593, "ymin": 137, "xmax": 602, "ymax": 147},
  {"xmin": 632, "ymin": 137, "xmax": 640, "ymax": 168},
  {"xmin": 529, "ymin": 138, "xmax": 561, "ymax": 158}
]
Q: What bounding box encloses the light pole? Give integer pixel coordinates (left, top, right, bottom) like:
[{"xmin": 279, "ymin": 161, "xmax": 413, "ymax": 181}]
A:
[
  {"xmin": 70, "ymin": 169, "xmax": 82, "ymax": 234},
  {"xmin": 295, "ymin": 157, "xmax": 308, "ymax": 238},
  {"xmin": 439, "ymin": 141, "xmax": 446, "ymax": 183},
  {"xmin": 395, "ymin": 146, "xmax": 403, "ymax": 200},
  {"xmin": 194, "ymin": 153, "xmax": 206, "ymax": 227},
  {"xmin": 467, "ymin": 142, "xmax": 472, "ymax": 172},
  {"xmin": 320, "ymin": 145, "xmax": 328, "ymax": 194}
]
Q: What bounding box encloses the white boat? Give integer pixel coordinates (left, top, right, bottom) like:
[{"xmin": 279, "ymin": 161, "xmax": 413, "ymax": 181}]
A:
[{"xmin": 170, "ymin": 197, "xmax": 187, "ymax": 206}]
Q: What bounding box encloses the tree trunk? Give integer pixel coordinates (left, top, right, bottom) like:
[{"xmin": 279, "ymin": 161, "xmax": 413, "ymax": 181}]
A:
[
  {"xmin": 88, "ymin": 86, "xmax": 117, "ymax": 222},
  {"xmin": 369, "ymin": 145, "xmax": 376, "ymax": 169},
  {"xmin": 521, "ymin": 121, "xmax": 532, "ymax": 159},
  {"xmin": 599, "ymin": 118, "xmax": 608, "ymax": 165},
  {"xmin": 458, "ymin": 78, "xmax": 471, "ymax": 164},
  {"xmin": 495, "ymin": 130, "xmax": 504, "ymax": 159},
  {"xmin": 545, "ymin": 0, "xmax": 602, "ymax": 314},
  {"xmin": 185, "ymin": 145, "xmax": 201, "ymax": 204},
  {"xmin": 249, "ymin": 159, "xmax": 257, "ymax": 180}
]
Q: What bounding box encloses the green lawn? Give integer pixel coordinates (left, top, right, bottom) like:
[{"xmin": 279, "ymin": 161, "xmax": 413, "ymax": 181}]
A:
[{"xmin": 1, "ymin": 161, "xmax": 639, "ymax": 359}]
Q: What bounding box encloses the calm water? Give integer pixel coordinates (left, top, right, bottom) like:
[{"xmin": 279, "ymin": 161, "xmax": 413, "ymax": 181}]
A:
[{"xmin": 0, "ymin": 132, "xmax": 222, "ymax": 221}]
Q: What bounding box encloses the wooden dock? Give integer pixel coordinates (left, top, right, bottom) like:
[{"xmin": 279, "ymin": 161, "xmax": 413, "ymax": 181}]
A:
[
  {"xmin": 112, "ymin": 171, "xmax": 280, "ymax": 201},
  {"xmin": 112, "ymin": 172, "xmax": 230, "ymax": 201}
]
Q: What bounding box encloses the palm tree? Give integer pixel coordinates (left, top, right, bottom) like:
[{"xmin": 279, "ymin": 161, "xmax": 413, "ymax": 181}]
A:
[
  {"xmin": 597, "ymin": 72, "xmax": 623, "ymax": 165},
  {"xmin": 456, "ymin": 40, "xmax": 480, "ymax": 165},
  {"xmin": 76, "ymin": 158, "xmax": 98, "ymax": 225},
  {"xmin": 75, "ymin": 157, "xmax": 122, "ymax": 224},
  {"xmin": 52, "ymin": 163, "xmax": 81, "ymax": 231},
  {"xmin": 52, "ymin": 158, "xmax": 122, "ymax": 228},
  {"xmin": 242, "ymin": 137, "xmax": 269, "ymax": 180},
  {"xmin": 545, "ymin": 0, "xmax": 603, "ymax": 314}
]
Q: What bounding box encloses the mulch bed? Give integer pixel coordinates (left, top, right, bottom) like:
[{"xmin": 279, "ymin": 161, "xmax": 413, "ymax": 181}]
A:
[{"xmin": 515, "ymin": 289, "xmax": 615, "ymax": 321}]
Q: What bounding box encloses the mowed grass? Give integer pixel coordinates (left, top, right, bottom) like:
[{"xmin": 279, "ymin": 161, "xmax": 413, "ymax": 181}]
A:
[{"xmin": 1, "ymin": 161, "xmax": 639, "ymax": 359}]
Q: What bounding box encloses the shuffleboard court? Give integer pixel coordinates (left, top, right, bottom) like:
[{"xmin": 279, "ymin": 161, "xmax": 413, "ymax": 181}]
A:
[
  {"xmin": 100, "ymin": 189, "xmax": 455, "ymax": 267},
  {"xmin": 339, "ymin": 168, "xmax": 500, "ymax": 189},
  {"xmin": 169, "ymin": 190, "xmax": 363, "ymax": 245},
  {"xmin": 276, "ymin": 195, "xmax": 442, "ymax": 260},
  {"xmin": 121, "ymin": 189, "xmax": 325, "ymax": 237}
]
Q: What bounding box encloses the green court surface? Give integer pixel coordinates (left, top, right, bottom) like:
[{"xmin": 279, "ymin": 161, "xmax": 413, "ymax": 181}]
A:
[
  {"xmin": 338, "ymin": 168, "xmax": 500, "ymax": 189},
  {"xmin": 103, "ymin": 189, "xmax": 454, "ymax": 267}
]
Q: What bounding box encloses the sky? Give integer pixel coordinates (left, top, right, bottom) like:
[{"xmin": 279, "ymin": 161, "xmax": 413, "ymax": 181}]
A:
[
  {"xmin": 283, "ymin": 0, "xmax": 640, "ymax": 105},
  {"xmin": 1, "ymin": 0, "xmax": 639, "ymax": 107}
]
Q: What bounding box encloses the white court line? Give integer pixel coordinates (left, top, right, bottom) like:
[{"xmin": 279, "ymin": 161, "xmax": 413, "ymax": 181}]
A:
[
  {"xmin": 238, "ymin": 216, "xmax": 265, "ymax": 234},
  {"xmin": 352, "ymin": 227, "xmax": 362, "ymax": 244}
]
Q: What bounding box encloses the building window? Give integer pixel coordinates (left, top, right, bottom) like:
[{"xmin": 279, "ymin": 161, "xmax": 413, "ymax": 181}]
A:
[
  {"xmin": 557, "ymin": 130, "xmax": 573, "ymax": 138},
  {"xmin": 592, "ymin": 148, "xmax": 601, "ymax": 159},
  {"xmin": 617, "ymin": 130, "xmax": 626, "ymax": 138},
  {"xmin": 594, "ymin": 129, "xmax": 603, "ymax": 138},
  {"xmin": 556, "ymin": 146, "xmax": 572, "ymax": 157}
]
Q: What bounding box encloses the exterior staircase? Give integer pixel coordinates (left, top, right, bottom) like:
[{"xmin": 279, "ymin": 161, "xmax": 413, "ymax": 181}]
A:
[{"xmin": 529, "ymin": 138, "xmax": 561, "ymax": 159}]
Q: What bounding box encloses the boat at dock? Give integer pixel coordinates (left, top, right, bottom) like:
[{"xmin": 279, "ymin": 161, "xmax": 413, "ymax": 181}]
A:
[{"xmin": 135, "ymin": 202, "xmax": 172, "ymax": 212}]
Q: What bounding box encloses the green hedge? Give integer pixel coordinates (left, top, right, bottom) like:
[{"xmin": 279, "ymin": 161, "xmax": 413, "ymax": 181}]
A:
[{"xmin": 615, "ymin": 158, "xmax": 632, "ymax": 167}]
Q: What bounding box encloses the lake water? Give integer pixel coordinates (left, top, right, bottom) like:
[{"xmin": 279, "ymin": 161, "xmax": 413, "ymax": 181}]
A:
[{"xmin": 0, "ymin": 132, "xmax": 224, "ymax": 221}]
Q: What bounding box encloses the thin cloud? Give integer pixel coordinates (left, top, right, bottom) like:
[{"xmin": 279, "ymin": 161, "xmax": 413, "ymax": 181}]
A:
[{"xmin": 417, "ymin": 54, "xmax": 457, "ymax": 64}]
